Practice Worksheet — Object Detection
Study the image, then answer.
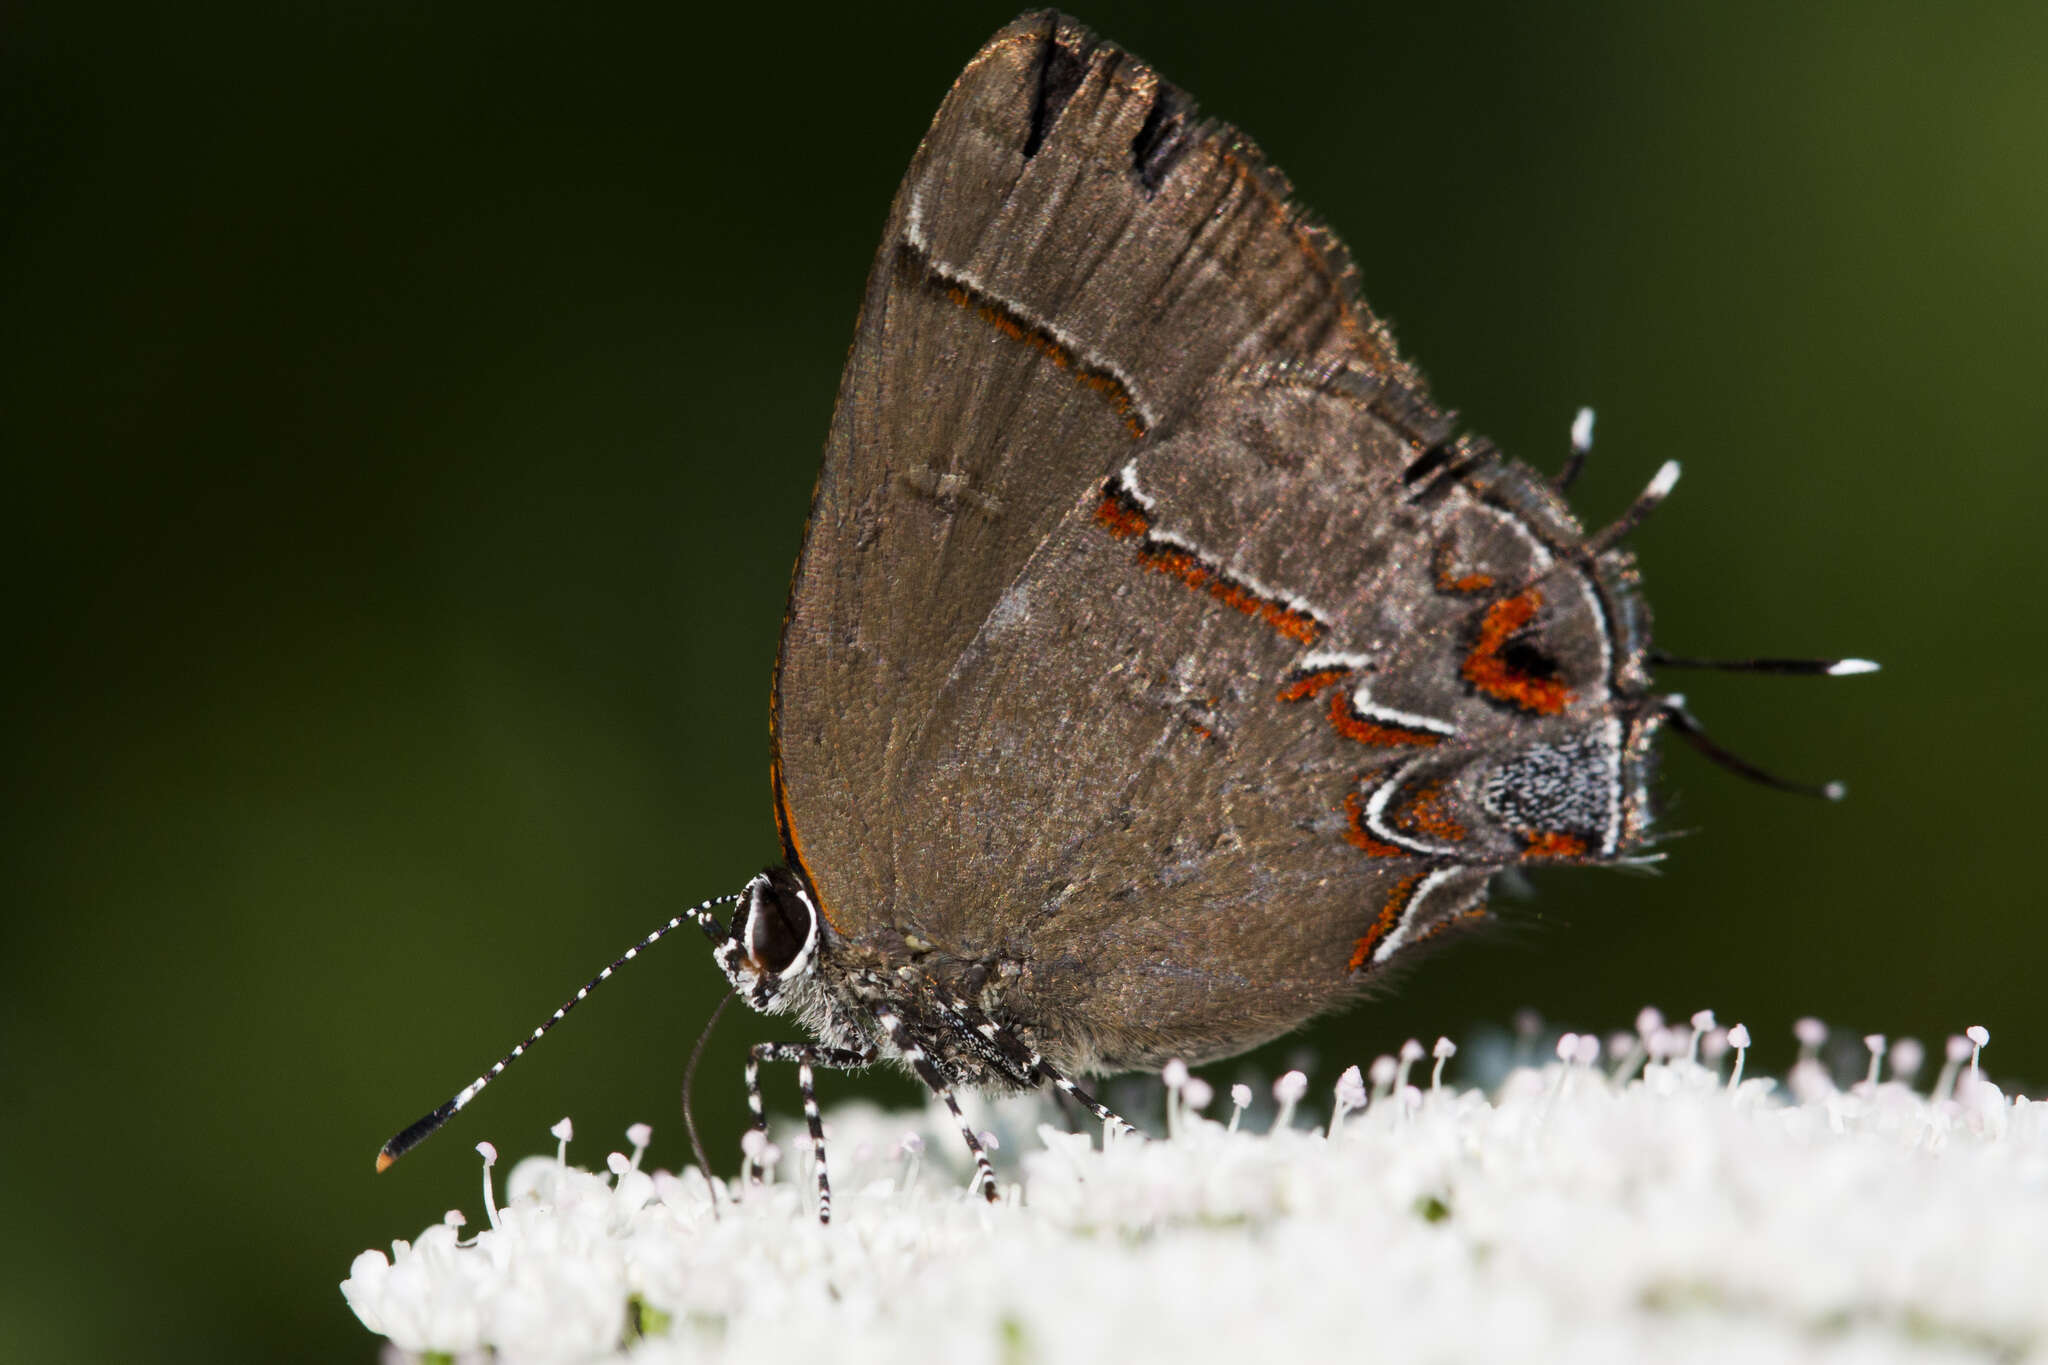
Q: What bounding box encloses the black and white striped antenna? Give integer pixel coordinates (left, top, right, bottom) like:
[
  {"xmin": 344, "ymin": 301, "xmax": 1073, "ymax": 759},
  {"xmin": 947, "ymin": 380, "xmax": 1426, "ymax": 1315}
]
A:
[{"xmin": 374, "ymin": 892, "xmax": 740, "ymax": 1172}]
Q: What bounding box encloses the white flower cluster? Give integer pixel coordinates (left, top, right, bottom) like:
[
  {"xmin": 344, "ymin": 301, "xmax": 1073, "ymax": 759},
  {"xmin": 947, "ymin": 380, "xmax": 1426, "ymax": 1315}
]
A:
[{"xmin": 344, "ymin": 1015, "xmax": 2047, "ymax": 1364}]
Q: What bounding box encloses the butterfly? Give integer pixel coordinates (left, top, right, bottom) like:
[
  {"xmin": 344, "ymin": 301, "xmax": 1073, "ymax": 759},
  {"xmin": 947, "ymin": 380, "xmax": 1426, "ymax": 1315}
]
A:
[{"xmin": 379, "ymin": 10, "xmax": 1868, "ymax": 1221}]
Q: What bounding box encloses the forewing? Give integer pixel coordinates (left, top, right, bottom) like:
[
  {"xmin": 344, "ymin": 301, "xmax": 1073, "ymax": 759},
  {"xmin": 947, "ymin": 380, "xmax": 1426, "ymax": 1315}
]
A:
[{"xmin": 772, "ymin": 13, "xmax": 1434, "ymax": 933}]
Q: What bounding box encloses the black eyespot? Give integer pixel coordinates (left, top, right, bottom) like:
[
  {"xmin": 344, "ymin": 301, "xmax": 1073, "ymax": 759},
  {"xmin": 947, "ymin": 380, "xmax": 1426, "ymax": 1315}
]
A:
[
  {"xmin": 1500, "ymin": 638, "xmax": 1560, "ymax": 681},
  {"xmin": 745, "ymin": 870, "xmax": 814, "ymax": 976}
]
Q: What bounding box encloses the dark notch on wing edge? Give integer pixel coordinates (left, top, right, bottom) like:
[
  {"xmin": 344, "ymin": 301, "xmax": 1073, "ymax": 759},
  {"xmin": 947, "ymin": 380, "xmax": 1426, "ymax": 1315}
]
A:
[
  {"xmin": 1131, "ymin": 78, "xmax": 1198, "ymax": 192},
  {"xmin": 1023, "ymin": 14, "xmax": 1094, "ymax": 158},
  {"xmin": 1402, "ymin": 439, "xmax": 1457, "ymax": 487},
  {"xmin": 1409, "ymin": 437, "xmax": 1502, "ymax": 508}
]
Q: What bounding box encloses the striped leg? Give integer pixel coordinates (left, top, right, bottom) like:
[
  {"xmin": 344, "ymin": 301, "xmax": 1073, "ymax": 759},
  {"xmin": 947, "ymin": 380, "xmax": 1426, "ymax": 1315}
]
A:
[
  {"xmin": 928, "ymin": 983, "xmax": 1136, "ymax": 1138},
  {"xmin": 1032, "ymin": 1055, "xmax": 1133, "ymax": 1137},
  {"xmin": 873, "ymin": 1009, "xmax": 999, "ymax": 1203},
  {"xmin": 795, "ymin": 1056, "xmax": 829, "ymax": 1222},
  {"xmin": 743, "ymin": 1042, "xmax": 872, "ymax": 1223}
]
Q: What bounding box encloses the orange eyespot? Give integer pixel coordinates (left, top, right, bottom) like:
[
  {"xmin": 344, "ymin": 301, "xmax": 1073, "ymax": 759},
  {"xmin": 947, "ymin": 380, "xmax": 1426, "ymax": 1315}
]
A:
[{"xmin": 1464, "ymin": 588, "xmax": 1572, "ymax": 714}]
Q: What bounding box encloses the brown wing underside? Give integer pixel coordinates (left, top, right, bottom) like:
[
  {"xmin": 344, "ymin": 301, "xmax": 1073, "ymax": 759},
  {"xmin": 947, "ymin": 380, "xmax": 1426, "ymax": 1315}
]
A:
[
  {"xmin": 770, "ymin": 13, "xmax": 1647, "ymax": 1071},
  {"xmin": 773, "ymin": 12, "xmax": 1435, "ymax": 911},
  {"xmin": 883, "ymin": 374, "xmax": 1646, "ymax": 1070}
]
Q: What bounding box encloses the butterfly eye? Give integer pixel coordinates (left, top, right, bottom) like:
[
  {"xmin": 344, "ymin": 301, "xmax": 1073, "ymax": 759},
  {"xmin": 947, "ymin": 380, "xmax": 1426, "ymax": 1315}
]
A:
[{"xmin": 744, "ymin": 873, "xmax": 817, "ymax": 977}]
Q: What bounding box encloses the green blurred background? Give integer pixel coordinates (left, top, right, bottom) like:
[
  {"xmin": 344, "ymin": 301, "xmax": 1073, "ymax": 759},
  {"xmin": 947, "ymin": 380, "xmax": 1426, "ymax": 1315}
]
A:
[{"xmin": 5, "ymin": 2, "xmax": 2042, "ymax": 1359}]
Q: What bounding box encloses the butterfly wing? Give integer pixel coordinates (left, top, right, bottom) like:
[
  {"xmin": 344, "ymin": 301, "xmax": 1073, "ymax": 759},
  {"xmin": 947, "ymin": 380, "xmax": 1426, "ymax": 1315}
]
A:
[
  {"xmin": 772, "ymin": 13, "xmax": 1654, "ymax": 1070},
  {"xmin": 772, "ymin": 13, "xmax": 1411, "ymax": 923}
]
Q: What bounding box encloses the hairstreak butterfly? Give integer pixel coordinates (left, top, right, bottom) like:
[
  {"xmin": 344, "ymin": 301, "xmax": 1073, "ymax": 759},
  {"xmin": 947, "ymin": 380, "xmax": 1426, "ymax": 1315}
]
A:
[{"xmin": 377, "ymin": 11, "xmax": 1871, "ymax": 1219}]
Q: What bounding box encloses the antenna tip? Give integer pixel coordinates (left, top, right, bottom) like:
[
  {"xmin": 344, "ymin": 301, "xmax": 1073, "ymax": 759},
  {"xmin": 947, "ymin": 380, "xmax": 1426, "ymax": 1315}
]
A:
[
  {"xmin": 1571, "ymin": 407, "xmax": 1596, "ymax": 453},
  {"xmin": 375, "ymin": 1150, "xmax": 396, "ymax": 1174},
  {"xmin": 1822, "ymin": 780, "xmax": 1848, "ymax": 802},
  {"xmin": 1645, "ymin": 460, "xmax": 1682, "ymax": 500},
  {"xmin": 1829, "ymin": 658, "xmax": 1880, "ymax": 676}
]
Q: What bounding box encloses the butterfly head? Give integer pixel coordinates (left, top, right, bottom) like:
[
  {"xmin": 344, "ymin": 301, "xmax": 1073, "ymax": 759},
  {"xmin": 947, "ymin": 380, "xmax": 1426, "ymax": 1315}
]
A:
[{"xmin": 714, "ymin": 867, "xmax": 822, "ymax": 1012}]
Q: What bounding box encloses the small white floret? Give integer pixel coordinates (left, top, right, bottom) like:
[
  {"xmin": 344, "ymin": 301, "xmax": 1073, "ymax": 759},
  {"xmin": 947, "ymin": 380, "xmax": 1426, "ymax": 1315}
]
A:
[
  {"xmin": 1687, "ymin": 1011, "xmax": 1717, "ymax": 1066},
  {"xmin": 1331, "ymin": 1066, "xmax": 1367, "ymax": 1138},
  {"xmin": 1273, "ymin": 1070, "xmax": 1309, "ymax": 1130},
  {"xmin": 476, "ymin": 1142, "xmax": 501, "ymax": 1232},
  {"xmin": 551, "ymin": 1117, "xmax": 574, "ymax": 1167},
  {"xmin": 1395, "ymin": 1039, "xmax": 1425, "ymax": 1092},
  {"xmin": 1934, "ymin": 1035, "xmax": 1974, "ymax": 1103},
  {"xmin": 1227, "ymin": 1082, "xmax": 1252, "ymax": 1133},
  {"xmin": 1430, "ymin": 1039, "xmax": 1458, "ymax": 1092},
  {"xmin": 1335, "ymin": 1065, "xmax": 1367, "ymax": 1110}
]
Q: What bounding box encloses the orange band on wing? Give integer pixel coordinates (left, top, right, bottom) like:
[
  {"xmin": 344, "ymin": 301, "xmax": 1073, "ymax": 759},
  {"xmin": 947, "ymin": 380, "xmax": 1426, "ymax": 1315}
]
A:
[
  {"xmin": 1463, "ymin": 587, "xmax": 1572, "ymax": 714},
  {"xmin": 1277, "ymin": 668, "xmax": 1350, "ymax": 703},
  {"xmin": 1093, "ymin": 488, "xmax": 1150, "ymax": 539},
  {"xmin": 941, "ymin": 283, "xmax": 1149, "ymax": 440},
  {"xmin": 1342, "ymin": 790, "xmax": 1406, "ymax": 858},
  {"xmin": 1348, "ymin": 872, "xmax": 1425, "ymax": 972},
  {"xmin": 1326, "ymin": 688, "xmax": 1444, "ymax": 748},
  {"xmin": 1093, "ymin": 483, "xmax": 1329, "ymax": 648},
  {"xmin": 1394, "ymin": 777, "xmax": 1467, "ymax": 844},
  {"xmin": 769, "ymin": 751, "xmax": 843, "ymax": 936},
  {"xmin": 1520, "ymin": 830, "xmax": 1589, "ymax": 860}
]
